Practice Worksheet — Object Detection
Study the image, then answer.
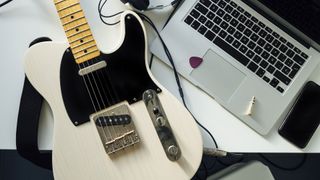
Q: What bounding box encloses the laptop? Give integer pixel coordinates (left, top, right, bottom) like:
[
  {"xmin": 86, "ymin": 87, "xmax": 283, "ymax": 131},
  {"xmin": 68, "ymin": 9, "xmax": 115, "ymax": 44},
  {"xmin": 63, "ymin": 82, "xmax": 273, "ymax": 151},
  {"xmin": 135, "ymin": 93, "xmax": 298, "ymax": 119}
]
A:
[{"xmin": 150, "ymin": 0, "xmax": 320, "ymax": 135}]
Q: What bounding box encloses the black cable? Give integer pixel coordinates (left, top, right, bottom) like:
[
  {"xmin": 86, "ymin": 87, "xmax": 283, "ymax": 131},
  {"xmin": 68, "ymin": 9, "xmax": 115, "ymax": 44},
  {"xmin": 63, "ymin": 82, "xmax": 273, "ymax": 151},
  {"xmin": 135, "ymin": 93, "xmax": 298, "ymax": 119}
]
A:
[
  {"xmin": 98, "ymin": 0, "xmax": 122, "ymax": 26},
  {"xmin": 259, "ymin": 153, "xmax": 307, "ymax": 171},
  {"xmin": 149, "ymin": 53, "xmax": 154, "ymax": 69},
  {"xmin": 137, "ymin": 12, "xmax": 219, "ymax": 149},
  {"xmin": 0, "ymin": 0, "xmax": 12, "ymax": 8}
]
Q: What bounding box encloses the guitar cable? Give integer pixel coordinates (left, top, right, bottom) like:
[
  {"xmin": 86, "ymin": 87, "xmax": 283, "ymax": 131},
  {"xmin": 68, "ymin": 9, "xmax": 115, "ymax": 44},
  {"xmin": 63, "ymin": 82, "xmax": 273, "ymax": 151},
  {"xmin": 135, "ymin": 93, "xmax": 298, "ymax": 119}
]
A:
[{"xmin": 0, "ymin": 0, "xmax": 12, "ymax": 8}]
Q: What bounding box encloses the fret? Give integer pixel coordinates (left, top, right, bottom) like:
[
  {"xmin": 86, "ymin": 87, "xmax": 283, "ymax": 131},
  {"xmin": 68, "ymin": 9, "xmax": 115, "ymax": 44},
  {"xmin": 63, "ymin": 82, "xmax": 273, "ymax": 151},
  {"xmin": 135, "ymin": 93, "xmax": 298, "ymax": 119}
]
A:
[
  {"xmin": 63, "ymin": 16, "xmax": 85, "ymax": 26},
  {"xmin": 70, "ymin": 34, "xmax": 93, "ymax": 44},
  {"xmin": 72, "ymin": 39, "xmax": 95, "ymax": 49},
  {"xmin": 73, "ymin": 43, "xmax": 97, "ymax": 54},
  {"xmin": 76, "ymin": 51, "xmax": 100, "ymax": 64},
  {"xmin": 53, "ymin": 0, "xmax": 100, "ymax": 64},
  {"xmin": 64, "ymin": 19, "xmax": 87, "ymax": 32}
]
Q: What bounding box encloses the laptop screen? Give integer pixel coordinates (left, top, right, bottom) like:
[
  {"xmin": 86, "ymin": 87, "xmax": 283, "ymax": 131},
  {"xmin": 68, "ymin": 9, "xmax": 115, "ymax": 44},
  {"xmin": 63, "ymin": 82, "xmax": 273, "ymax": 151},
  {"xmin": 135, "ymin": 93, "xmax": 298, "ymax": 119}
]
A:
[{"xmin": 257, "ymin": 0, "xmax": 320, "ymax": 46}]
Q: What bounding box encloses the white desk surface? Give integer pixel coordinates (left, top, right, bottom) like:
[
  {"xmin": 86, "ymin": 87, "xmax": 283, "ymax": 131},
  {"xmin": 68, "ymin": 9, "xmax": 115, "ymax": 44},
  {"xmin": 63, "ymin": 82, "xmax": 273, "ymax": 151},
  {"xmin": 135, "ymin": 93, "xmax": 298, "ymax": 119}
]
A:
[{"xmin": 1, "ymin": 0, "xmax": 320, "ymax": 152}]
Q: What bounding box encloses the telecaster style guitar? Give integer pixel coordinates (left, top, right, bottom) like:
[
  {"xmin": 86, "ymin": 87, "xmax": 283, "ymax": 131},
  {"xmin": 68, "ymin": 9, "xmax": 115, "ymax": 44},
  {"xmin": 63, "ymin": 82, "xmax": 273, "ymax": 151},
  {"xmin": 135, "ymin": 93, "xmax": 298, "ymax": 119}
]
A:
[{"xmin": 23, "ymin": 0, "xmax": 203, "ymax": 179}]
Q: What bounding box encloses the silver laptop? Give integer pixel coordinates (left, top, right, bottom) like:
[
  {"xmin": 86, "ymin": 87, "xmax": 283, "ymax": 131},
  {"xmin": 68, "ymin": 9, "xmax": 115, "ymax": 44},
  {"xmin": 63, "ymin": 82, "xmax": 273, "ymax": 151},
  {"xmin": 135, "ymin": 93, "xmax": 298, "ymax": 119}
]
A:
[{"xmin": 150, "ymin": 0, "xmax": 320, "ymax": 135}]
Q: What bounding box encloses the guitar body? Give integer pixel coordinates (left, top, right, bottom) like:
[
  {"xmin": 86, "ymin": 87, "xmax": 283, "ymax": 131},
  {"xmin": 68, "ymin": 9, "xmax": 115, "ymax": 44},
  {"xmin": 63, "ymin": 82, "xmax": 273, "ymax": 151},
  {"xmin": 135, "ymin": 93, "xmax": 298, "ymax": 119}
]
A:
[{"xmin": 24, "ymin": 11, "xmax": 202, "ymax": 180}]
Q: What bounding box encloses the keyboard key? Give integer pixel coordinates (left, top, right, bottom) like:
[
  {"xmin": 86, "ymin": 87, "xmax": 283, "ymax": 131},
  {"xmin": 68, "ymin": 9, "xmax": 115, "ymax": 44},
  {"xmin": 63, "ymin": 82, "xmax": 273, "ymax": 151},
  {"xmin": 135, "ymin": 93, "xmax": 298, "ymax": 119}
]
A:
[
  {"xmin": 195, "ymin": 3, "xmax": 208, "ymax": 15},
  {"xmin": 258, "ymin": 29, "xmax": 267, "ymax": 38},
  {"xmin": 263, "ymin": 76, "xmax": 270, "ymax": 83},
  {"xmin": 220, "ymin": 21, "xmax": 229, "ymax": 29},
  {"xmin": 277, "ymin": 86, "xmax": 284, "ymax": 93},
  {"xmin": 226, "ymin": 35, "xmax": 234, "ymax": 43},
  {"xmin": 190, "ymin": 10, "xmax": 200, "ymax": 18},
  {"xmin": 213, "ymin": 16, "xmax": 222, "ymax": 24},
  {"xmin": 240, "ymin": 36, "xmax": 249, "ymax": 44},
  {"xmin": 217, "ymin": 9, "xmax": 225, "ymax": 17},
  {"xmin": 275, "ymin": 61, "xmax": 284, "ymax": 70},
  {"xmin": 294, "ymin": 47, "xmax": 301, "ymax": 54},
  {"xmin": 289, "ymin": 68, "xmax": 299, "ymax": 78},
  {"xmin": 251, "ymin": 16, "xmax": 258, "ymax": 23},
  {"xmin": 267, "ymin": 65, "xmax": 276, "ymax": 74},
  {"xmin": 205, "ymin": 21, "xmax": 214, "ymax": 29},
  {"xmin": 198, "ymin": 15, "xmax": 207, "ymax": 23},
  {"xmin": 237, "ymin": 6, "xmax": 244, "ymax": 13},
  {"xmin": 272, "ymin": 31, "xmax": 280, "ymax": 38},
  {"xmin": 245, "ymin": 20, "xmax": 254, "ymax": 28},
  {"xmin": 198, "ymin": 25, "xmax": 207, "ymax": 34},
  {"xmin": 236, "ymin": 24, "xmax": 245, "ymax": 32},
  {"xmin": 213, "ymin": 36, "xmax": 250, "ymax": 66},
  {"xmin": 258, "ymin": 21, "xmax": 265, "ymax": 28},
  {"xmin": 260, "ymin": 60, "xmax": 268, "ymax": 68},
  {"xmin": 238, "ymin": 14, "xmax": 247, "ymax": 23},
  {"xmin": 274, "ymin": 70, "xmax": 291, "ymax": 85},
  {"xmin": 272, "ymin": 39, "xmax": 281, "ymax": 48},
  {"xmin": 230, "ymin": 1, "xmax": 237, "ymax": 8},
  {"xmin": 286, "ymin": 42, "xmax": 294, "ymax": 49},
  {"xmin": 265, "ymin": 34, "xmax": 274, "ymax": 43},
  {"xmin": 253, "ymin": 55, "xmax": 262, "ymax": 64},
  {"xmin": 244, "ymin": 11, "xmax": 251, "ymax": 18},
  {"xmin": 248, "ymin": 62, "xmax": 258, "ymax": 72},
  {"xmin": 205, "ymin": 30, "xmax": 215, "ymax": 40},
  {"xmin": 223, "ymin": 14, "xmax": 232, "ymax": 22},
  {"xmin": 191, "ymin": 21, "xmax": 201, "ymax": 30},
  {"xmin": 250, "ymin": 34, "xmax": 259, "ymax": 42},
  {"xmin": 252, "ymin": 24, "xmax": 261, "ymax": 33},
  {"xmin": 212, "ymin": 25, "xmax": 221, "ymax": 33},
  {"xmin": 293, "ymin": 54, "xmax": 305, "ymax": 65},
  {"xmin": 230, "ymin": 18, "xmax": 239, "ymax": 26},
  {"xmin": 225, "ymin": 5, "xmax": 233, "ymax": 13},
  {"xmin": 279, "ymin": 37, "xmax": 287, "ymax": 43},
  {"xmin": 257, "ymin": 38, "xmax": 266, "ymax": 47},
  {"xmin": 218, "ymin": 1, "xmax": 227, "ymax": 8},
  {"xmin": 270, "ymin": 78, "xmax": 279, "ymax": 87},
  {"xmin": 207, "ymin": 11, "xmax": 215, "ymax": 19},
  {"xmin": 261, "ymin": 51, "xmax": 270, "ymax": 59},
  {"xmin": 218, "ymin": 29, "xmax": 227, "ymax": 38},
  {"xmin": 256, "ymin": 68, "xmax": 265, "ymax": 77},
  {"xmin": 265, "ymin": 26, "xmax": 272, "ymax": 33},
  {"xmin": 285, "ymin": 59, "xmax": 294, "ymax": 67},
  {"xmin": 282, "ymin": 66, "xmax": 291, "ymax": 74},
  {"xmin": 244, "ymin": 28, "xmax": 253, "ymax": 37},
  {"xmin": 239, "ymin": 45, "xmax": 248, "ymax": 53},
  {"xmin": 248, "ymin": 41, "xmax": 256, "ymax": 49},
  {"xmin": 264, "ymin": 43, "xmax": 272, "ymax": 52},
  {"xmin": 227, "ymin": 26, "xmax": 236, "ymax": 35},
  {"xmin": 286, "ymin": 49, "xmax": 294, "ymax": 58},
  {"xmin": 278, "ymin": 53, "xmax": 287, "ymax": 62},
  {"xmin": 301, "ymin": 52, "xmax": 309, "ymax": 59},
  {"xmin": 279, "ymin": 44, "xmax": 288, "ymax": 53},
  {"xmin": 210, "ymin": 4, "xmax": 218, "ymax": 12},
  {"xmin": 292, "ymin": 63, "xmax": 301, "ymax": 71},
  {"xmin": 268, "ymin": 56, "xmax": 277, "ymax": 64},
  {"xmin": 271, "ymin": 49, "xmax": 280, "ymax": 57},
  {"xmin": 232, "ymin": 40, "xmax": 241, "ymax": 48},
  {"xmin": 184, "ymin": 16, "xmax": 194, "ymax": 25},
  {"xmin": 231, "ymin": 10, "xmax": 240, "ymax": 18},
  {"xmin": 254, "ymin": 46, "xmax": 263, "ymax": 55},
  {"xmin": 246, "ymin": 50, "xmax": 255, "ymax": 58},
  {"xmin": 200, "ymin": 0, "xmax": 212, "ymax": 7}
]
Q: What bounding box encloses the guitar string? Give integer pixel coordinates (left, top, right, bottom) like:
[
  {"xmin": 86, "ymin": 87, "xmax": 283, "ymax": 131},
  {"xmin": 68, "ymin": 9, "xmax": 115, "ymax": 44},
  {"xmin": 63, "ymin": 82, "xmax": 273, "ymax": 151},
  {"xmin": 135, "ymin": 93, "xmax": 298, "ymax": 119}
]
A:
[{"xmin": 56, "ymin": 0, "xmax": 111, "ymax": 141}]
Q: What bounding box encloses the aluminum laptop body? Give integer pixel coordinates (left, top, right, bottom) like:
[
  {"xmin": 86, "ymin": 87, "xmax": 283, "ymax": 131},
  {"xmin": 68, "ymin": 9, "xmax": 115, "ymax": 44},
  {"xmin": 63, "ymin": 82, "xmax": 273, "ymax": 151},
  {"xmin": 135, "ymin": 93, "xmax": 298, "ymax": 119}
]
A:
[{"xmin": 150, "ymin": 0, "xmax": 320, "ymax": 135}]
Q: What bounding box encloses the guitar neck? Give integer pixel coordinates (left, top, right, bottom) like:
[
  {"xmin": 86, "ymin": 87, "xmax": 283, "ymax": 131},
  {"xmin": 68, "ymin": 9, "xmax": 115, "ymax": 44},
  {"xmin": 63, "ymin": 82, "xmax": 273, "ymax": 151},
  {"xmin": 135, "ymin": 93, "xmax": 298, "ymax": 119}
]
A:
[{"xmin": 53, "ymin": 0, "xmax": 100, "ymax": 64}]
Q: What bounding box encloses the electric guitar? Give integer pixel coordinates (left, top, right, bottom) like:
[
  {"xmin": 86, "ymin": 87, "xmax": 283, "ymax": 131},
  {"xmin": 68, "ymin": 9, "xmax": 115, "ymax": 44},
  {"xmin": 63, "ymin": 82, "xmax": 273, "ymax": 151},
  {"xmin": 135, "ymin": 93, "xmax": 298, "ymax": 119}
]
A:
[{"xmin": 23, "ymin": 0, "xmax": 202, "ymax": 179}]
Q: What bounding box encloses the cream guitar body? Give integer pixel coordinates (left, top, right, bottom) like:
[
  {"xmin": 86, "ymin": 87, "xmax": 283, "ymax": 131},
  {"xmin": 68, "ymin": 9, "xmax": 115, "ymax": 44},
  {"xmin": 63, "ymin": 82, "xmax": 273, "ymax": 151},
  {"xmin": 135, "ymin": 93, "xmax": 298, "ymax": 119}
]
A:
[{"xmin": 24, "ymin": 10, "xmax": 202, "ymax": 180}]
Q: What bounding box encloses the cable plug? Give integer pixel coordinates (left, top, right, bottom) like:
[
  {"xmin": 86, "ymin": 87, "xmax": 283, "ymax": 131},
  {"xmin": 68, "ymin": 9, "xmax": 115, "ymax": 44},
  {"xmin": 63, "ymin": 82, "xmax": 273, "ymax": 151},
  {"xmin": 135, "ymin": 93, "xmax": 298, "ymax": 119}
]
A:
[{"xmin": 203, "ymin": 147, "xmax": 228, "ymax": 157}]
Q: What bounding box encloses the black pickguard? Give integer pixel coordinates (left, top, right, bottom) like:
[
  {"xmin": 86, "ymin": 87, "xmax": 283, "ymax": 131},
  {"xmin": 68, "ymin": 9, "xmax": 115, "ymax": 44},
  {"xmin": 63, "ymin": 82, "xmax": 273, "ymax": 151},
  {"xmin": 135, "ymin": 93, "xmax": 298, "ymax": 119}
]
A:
[{"xmin": 60, "ymin": 14, "xmax": 160, "ymax": 126}]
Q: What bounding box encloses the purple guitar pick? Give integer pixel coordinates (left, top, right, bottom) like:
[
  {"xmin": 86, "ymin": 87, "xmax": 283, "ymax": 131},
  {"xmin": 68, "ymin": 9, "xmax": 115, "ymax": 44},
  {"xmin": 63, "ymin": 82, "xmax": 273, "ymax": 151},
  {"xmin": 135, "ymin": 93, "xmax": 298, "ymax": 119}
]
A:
[{"xmin": 189, "ymin": 56, "xmax": 203, "ymax": 68}]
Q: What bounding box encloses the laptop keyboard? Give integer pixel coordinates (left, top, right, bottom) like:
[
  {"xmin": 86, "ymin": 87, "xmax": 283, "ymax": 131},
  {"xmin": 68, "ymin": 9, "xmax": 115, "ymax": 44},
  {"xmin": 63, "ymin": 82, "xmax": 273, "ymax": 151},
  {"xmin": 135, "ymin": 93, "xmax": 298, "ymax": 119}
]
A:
[{"xmin": 184, "ymin": 0, "xmax": 309, "ymax": 93}]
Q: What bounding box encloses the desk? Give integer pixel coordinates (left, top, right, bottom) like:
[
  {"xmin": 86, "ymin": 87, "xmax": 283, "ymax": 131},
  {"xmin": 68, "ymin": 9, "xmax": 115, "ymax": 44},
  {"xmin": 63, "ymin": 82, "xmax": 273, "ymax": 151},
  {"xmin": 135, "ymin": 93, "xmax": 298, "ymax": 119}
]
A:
[{"xmin": 1, "ymin": 0, "xmax": 320, "ymax": 152}]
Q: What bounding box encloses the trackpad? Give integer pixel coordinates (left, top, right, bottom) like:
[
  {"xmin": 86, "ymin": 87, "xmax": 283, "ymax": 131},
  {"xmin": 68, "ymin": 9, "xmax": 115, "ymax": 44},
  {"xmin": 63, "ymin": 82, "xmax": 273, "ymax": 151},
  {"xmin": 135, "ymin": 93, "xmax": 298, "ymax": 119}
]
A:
[{"xmin": 190, "ymin": 50, "xmax": 246, "ymax": 102}]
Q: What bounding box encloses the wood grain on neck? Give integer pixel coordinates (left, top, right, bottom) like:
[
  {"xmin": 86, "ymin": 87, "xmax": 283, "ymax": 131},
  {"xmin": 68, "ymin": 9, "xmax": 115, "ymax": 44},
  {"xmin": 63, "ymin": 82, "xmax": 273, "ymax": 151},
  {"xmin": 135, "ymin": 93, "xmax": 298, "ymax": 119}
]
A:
[{"xmin": 53, "ymin": 0, "xmax": 100, "ymax": 64}]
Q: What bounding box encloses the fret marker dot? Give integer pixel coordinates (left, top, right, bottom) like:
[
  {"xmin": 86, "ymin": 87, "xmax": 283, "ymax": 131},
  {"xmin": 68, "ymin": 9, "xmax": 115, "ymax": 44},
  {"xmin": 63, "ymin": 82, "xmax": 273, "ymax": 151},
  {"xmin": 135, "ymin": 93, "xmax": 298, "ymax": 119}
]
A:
[
  {"xmin": 80, "ymin": 39, "xmax": 84, "ymax": 43},
  {"xmin": 84, "ymin": 50, "xmax": 87, "ymax": 53},
  {"xmin": 71, "ymin": 16, "xmax": 74, "ymax": 19},
  {"xmin": 76, "ymin": 28, "xmax": 79, "ymax": 32}
]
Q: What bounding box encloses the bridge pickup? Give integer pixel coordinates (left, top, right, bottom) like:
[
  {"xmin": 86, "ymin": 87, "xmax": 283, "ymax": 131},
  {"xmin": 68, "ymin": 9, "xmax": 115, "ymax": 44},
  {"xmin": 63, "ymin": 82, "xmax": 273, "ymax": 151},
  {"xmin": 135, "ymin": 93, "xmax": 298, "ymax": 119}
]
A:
[
  {"xmin": 78, "ymin": 61, "xmax": 107, "ymax": 76},
  {"xmin": 90, "ymin": 104, "xmax": 140, "ymax": 155},
  {"xmin": 95, "ymin": 115, "xmax": 131, "ymax": 127}
]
